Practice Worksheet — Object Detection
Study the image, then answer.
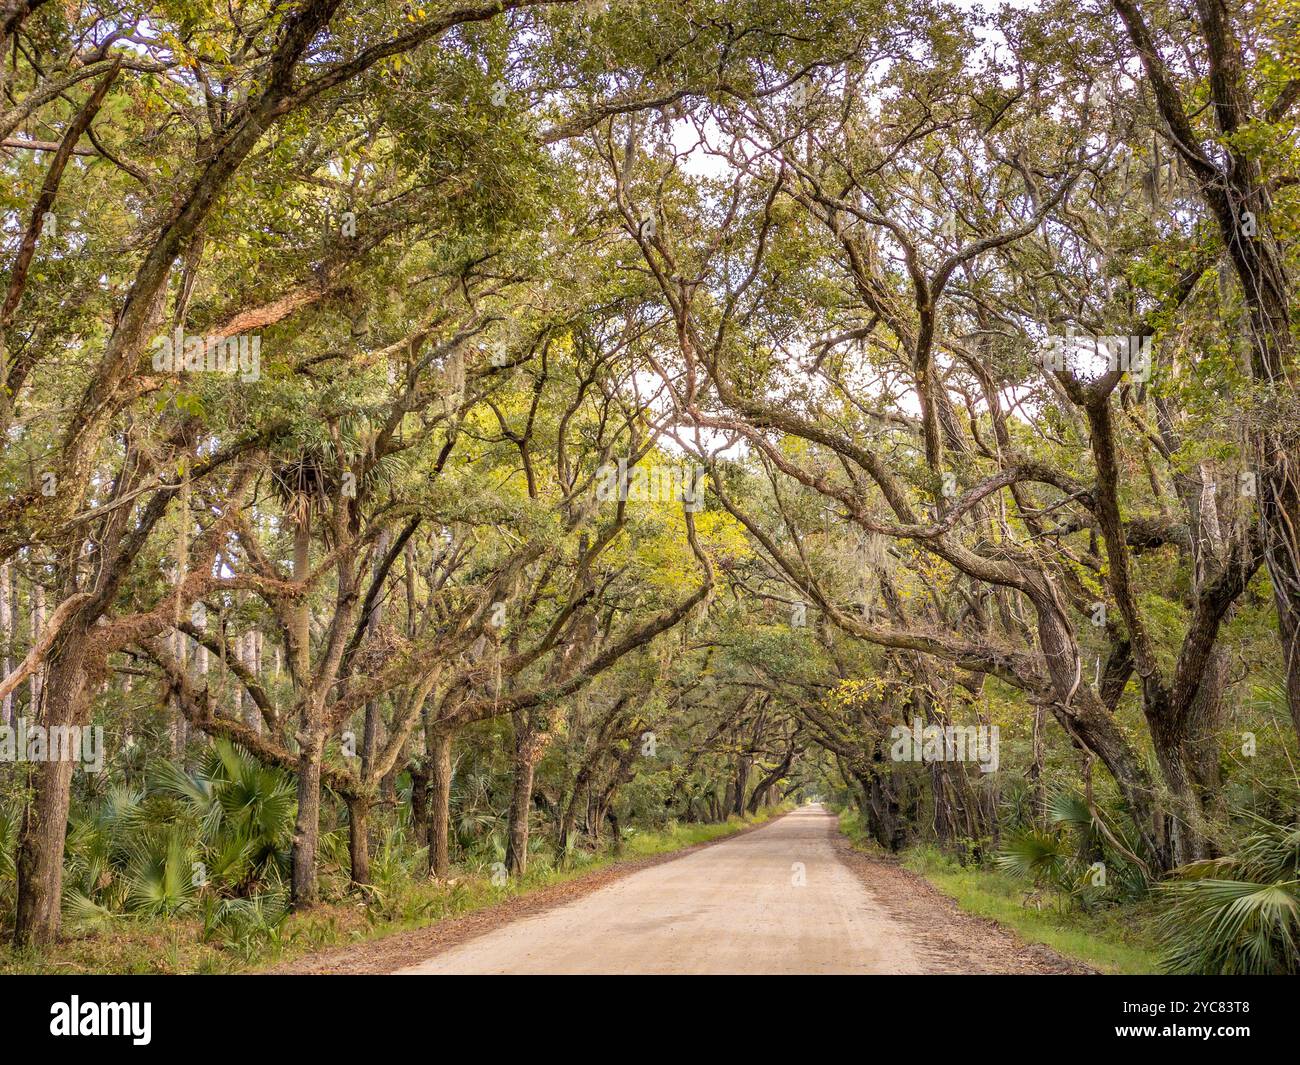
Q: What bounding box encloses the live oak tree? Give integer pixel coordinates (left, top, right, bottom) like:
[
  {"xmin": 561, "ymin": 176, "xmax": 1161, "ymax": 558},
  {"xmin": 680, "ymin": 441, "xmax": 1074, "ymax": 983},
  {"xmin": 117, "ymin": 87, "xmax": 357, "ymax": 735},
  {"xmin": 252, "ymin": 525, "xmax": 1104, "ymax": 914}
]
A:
[
  {"xmin": 0, "ymin": 0, "xmax": 1295, "ymax": 958},
  {"xmin": 579, "ymin": 0, "xmax": 1294, "ymax": 870},
  {"xmin": 0, "ymin": 0, "xmax": 575, "ymax": 945}
]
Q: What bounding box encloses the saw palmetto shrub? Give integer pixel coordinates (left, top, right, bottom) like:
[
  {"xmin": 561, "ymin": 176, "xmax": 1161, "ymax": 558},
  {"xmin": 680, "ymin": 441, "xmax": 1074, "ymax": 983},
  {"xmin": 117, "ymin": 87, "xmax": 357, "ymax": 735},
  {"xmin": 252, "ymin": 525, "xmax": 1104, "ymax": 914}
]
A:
[{"xmin": 1157, "ymin": 816, "xmax": 1300, "ymax": 975}]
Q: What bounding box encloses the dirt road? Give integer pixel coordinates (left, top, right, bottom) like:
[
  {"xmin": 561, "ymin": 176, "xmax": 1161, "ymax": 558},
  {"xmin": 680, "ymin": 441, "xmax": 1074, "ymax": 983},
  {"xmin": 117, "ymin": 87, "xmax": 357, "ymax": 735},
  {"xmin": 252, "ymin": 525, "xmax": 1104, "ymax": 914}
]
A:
[{"xmin": 390, "ymin": 805, "xmax": 1077, "ymax": 975}]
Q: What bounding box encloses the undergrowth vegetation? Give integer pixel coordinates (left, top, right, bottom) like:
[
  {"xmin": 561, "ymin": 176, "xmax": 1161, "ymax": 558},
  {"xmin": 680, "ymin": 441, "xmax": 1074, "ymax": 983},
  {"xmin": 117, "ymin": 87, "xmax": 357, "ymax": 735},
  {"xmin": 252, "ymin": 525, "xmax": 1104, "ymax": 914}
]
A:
[{"xmin": 0, "ymin": 749, "xmax": 786, "ymax": 974}]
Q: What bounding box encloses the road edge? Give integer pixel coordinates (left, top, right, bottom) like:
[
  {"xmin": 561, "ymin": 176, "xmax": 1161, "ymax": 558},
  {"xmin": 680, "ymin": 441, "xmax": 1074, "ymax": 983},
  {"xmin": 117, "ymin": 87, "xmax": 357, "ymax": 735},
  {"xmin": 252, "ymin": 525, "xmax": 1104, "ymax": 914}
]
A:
[
  {"xmin": 259, "ymin": 808, "xmax": 795, "ymax": 975},
  {"xmin": 829, "ymin": 827, "xmax": 1097, "ymax": 974}
]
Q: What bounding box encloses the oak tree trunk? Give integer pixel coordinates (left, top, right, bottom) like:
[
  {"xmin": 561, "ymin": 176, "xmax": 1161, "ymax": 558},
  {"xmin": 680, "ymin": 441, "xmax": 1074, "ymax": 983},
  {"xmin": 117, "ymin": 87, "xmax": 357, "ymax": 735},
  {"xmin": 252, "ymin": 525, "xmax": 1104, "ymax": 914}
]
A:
[
  {"xmin": 427, "ymin": 728, "xmax": 452, "ymax": 879},
  {"xmin": 290, "ymin": 730, "xmax": 324, "ymax": 908},
  {"xmin": 505, "ymin": 750, "xmax": 535, "ymax": 877},
  {"xmin": 14, "ymin": 632, "xmax": 92, "ymax": 946},
  {"xmin": 347, "ymin": 796, "xmax": 370, "ymax": 888}
]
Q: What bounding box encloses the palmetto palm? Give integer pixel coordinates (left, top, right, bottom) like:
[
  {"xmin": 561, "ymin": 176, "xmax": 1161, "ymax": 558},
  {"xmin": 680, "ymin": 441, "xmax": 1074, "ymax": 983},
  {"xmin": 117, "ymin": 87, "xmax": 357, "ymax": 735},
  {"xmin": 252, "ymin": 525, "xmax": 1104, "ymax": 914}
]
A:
[
  {"xmin": 1158, "ymin": 816, "xmax": 1300, "ymax": 974},
  {"xmin": 60, "ymin": 741, "xmax": 296, "ymax": 931},
  {"xmin": 151, "ymin": 739, "xmax": 295, "ymax": 888},
  {"xmin": 996, "ymin": 790, "xmax": 1147, "ymax": 905}
]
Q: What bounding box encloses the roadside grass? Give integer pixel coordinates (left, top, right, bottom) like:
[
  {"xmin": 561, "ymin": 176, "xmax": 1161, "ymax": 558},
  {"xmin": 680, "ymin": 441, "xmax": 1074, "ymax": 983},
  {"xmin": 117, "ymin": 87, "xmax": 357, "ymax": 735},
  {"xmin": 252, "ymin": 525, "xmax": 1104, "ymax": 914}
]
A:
[
  {"xmin": 837, "ymin": 810, "xmax": 1162, "ymax": 974},
  {"xmin": 0, "ymin": 806, "xmax": 789, "ymax": 975}
]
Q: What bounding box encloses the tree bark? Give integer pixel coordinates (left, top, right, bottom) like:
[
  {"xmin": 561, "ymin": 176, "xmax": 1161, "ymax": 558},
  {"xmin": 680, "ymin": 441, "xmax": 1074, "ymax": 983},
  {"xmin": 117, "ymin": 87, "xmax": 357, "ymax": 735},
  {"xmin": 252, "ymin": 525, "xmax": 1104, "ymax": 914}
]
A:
[
  {"xmin": 347, "ymin": 795, "xmax": 370, "ymax": 888},
  {"xmin": 14, "ymin": 630, "xmax": 92, "ymax": 945},
  {"xmin": 733, "ymin": 751, "xmax": 751, "ymax": 817},
  {"xmin": 1029, "ymin": 702, "xmax": 1046, "ymax": 827},
  {"xmin": 0, "ymin": 561, "xmax": 11, "ymax": 726},
  {"xmin": 558, "ymin": 778, "xmax": 588, "ymax": 856},
  {"xmin": 290, "ymin": 729, "xmax": 324, "ymax": 907},
  {"xmin": 427, "ymin": 728, "xmax": 452, "ymax": 879},
  {"xmin": 745, "ymin": 741, "xmax": 795, "ymax": 815},
  {"xmin": 505, "ymin": 736, "xmax": 536, "ymax": 877},
  {"xmin": 287, "ymin": 514, "xmax": 323, "ymax": 908},
  {"xmin": 409, "ymin": 763, "xmax": 429, "ymax": 844},
  {"xmin": 1111, "ymin": 0, "xmax": 1300, "ymax": 742}
]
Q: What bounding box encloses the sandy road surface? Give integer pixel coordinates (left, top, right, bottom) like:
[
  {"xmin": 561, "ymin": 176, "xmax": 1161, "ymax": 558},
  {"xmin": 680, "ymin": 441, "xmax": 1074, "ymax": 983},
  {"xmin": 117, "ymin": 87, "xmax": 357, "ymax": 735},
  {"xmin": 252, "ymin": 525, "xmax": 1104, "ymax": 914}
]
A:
[{"xmin": 396, "ymin": 804, "xmax": 928, "ymax": 975}]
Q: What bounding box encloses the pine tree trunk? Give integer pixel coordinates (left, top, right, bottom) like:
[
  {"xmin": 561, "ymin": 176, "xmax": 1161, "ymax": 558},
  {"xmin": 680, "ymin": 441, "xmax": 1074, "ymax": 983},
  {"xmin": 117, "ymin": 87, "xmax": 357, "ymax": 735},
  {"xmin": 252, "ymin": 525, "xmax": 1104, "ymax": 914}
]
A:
[
  {"xmin": 246, "ymin": 631, "xmax": 262, "ymax": 733},
  {"xmin": 1030, "ymin": 702, "xmax": 1046, "ymax": 827},
  {"xmin": 30, "ymin": 580, "xmax": 44, "ymax": 712},
  {"xmin": 287, "ymin": 516, "xmax": 320, "ymax": 907},
  {"xmin": 171, "ymin": 628, "xmax": 187, "ymax": 758}
]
